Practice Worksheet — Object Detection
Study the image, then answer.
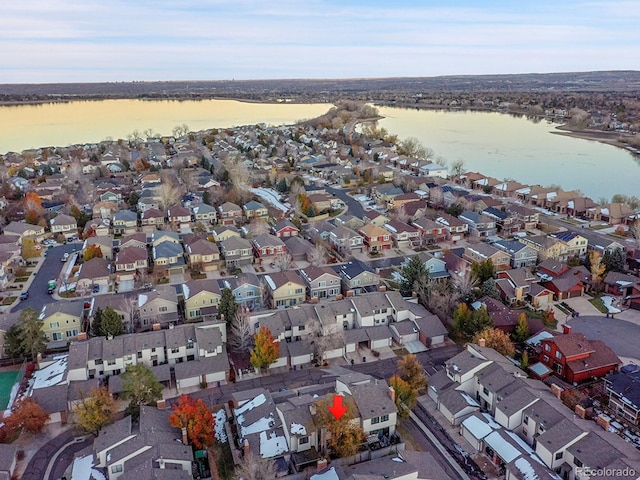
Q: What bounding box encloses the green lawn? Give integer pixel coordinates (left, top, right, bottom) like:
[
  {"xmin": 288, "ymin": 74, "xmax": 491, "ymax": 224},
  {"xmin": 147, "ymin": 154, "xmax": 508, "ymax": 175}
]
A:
[
  {"xmin": 0, "ymin": 371, "xmax": 20, "ymax": 410},
  {"xmin": 589, "ymin": 297, "xmax": 609, "ymax": 314}
]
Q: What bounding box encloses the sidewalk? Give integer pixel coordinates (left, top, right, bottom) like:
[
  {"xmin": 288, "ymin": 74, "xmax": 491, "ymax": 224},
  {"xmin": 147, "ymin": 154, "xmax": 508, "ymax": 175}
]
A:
[{"xmin": 0, "ymin": 255, "xmax": 46, "ymax": 312}]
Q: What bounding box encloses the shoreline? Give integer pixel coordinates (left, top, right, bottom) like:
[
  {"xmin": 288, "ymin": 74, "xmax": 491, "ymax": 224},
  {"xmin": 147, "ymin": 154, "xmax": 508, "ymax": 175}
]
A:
[{"xmin": 549, "ymin": 125, "xmax": 638, "ymax": 153}]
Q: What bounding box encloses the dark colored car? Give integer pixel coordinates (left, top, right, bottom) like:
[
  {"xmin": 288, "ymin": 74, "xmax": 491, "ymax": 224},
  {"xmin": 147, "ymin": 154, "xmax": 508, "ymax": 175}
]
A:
[
  {"xmin": 92, "ymin": 284, "xmax": 100, "ymax": 293},
  {"xmin": 19, "ymin": 291, "xmax": 29, "ymax": 301}
]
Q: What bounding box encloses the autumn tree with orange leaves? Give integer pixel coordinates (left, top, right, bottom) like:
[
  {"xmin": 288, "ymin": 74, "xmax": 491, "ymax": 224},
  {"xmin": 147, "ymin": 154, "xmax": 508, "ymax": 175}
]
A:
[
  {"xmin": 1, "ymin": 398, "xmax": 49, "ymax": 440},
  {"xmin": 83, "ymin": 244, "xmax": 103, "ymax": 262},
  {"xmin": 169, "ymin": 394, "xmax": 215, "ymax": 449},
  {"xmin": 250, "ymin": 326, "xmax": 279, "ymax": 370},
  {"xmin": 23, "ymin": 192, "xmax": 45, "ymax": 225}
]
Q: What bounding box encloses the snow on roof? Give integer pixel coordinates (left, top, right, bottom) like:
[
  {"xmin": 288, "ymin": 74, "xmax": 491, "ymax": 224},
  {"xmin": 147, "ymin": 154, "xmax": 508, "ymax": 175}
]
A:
[
  {"xmin": 71, "ymin": 455, "xmax": 105, "ymax": 480},
  {"xmin": 529, "ymin": 362, "xmax": 552, "ymax": 377},
  {"xmin": 264, "ymin": 275, "xmax": 276, "ymax": 291},
  {"xmin": 291, "ymin": 423, "xmax": 306, "ymax": 435},
  {"xmin": 311, "ymin": 467, "xmax": 339, "ymax": 480},
  {"xmin": 525, "ymin": 331, "xmax": 555, "ymax": 347},
  {"xmin": 215, "ymin": 409, "xmax": 228, "ymax": 443},
  {"xmin": 461, "ymin": 392, "xmax": 480, "ymax": 407},
  {"xmin": 259, "ymin": 430, "xmax": 288, "ymax": 458},
  {"xmin": 32, "ymin": 355, "xmax": 68, "ymax": 389},
  {"xmin": 481, "ymin": 413, "xmax": 502, "ymax": 429},
  {"xmin": 506, "ymin": 430, "xmax": 535, "ymax": 455},
  {"xmin": 235, "ymin": 393, "xmax": 267, "ymax": 415},
  {"xmin": 138, "ymin": 294, "xmax": 148, "ymax": 306},
  {"xmin": 241, "ymin": 414, "xmax": 276, "ymax": 437},
  {"xmin": 462, "ymin": 415, "xmax": 494, "ymax": 439},
  {"xmin": 182, "ymin": 284, "xmax": 190, "ymax": 299},
  {"xmin": 485, "ymin": 431, "xmax": 521, "ymax": 463}
]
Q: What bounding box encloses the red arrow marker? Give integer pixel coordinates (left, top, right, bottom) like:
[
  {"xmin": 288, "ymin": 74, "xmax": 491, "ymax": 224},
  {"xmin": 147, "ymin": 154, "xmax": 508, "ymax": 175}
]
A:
[{"xmin": 328, "ymin": 394, "xmax": 348, "ymax": 420}]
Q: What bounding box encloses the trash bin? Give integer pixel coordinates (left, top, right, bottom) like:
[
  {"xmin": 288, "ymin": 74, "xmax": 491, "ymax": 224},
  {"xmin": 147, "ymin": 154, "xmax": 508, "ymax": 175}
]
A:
[
  {"xmin": 363, "ymin": 357, "xmax": 366, "ymax": 363},
  {"xmin": 351, "ymin": 358, "xmax": 355, "ymax": 365}
]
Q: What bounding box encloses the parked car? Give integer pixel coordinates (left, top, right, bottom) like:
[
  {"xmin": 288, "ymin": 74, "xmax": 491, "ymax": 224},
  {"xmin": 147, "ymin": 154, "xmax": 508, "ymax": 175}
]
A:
[
  {"xmin": 92, "ymin": 284, "xmax": 100, "ymax": 293},
  {"xmin": 62, "ymin": 252, "xmax": 70, "ymax": 262},
  {"xmin": 19, "ymin": 291, "xmax": 29, "ymax": 301}
]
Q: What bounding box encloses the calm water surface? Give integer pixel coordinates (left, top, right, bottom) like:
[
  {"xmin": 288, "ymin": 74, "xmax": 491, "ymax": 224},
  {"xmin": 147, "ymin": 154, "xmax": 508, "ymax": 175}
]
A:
[
  {"xmin": 0, "ymin": 99, "xmax": 331, "ymax": 154},
  {"xmin": 375, "ymin": 107, "xmax": 640, "ymax": 201}
]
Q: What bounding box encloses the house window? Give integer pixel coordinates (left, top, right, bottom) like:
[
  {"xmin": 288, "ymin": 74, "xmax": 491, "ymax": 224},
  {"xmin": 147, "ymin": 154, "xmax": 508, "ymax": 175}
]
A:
[
  {"xmin": 111, "ymin": 465, "xmax": 123, "ymax": 473},
  {"xmin": 299, "ymin": 325, "xmax": 305, "ymax": 331},
  {"xmin": 299, "ymin": 436, "xmax": 309, "ymax": 444},
  {"xmin": 107, "ymin": 360, "xmax": 116, "ymax": 366},
  {"xmin": 66, "ymin": 329, "xmax": 79, "ymax": 338},
  {"xmin": 171, "ymin": 348, "xmax": 180, "ymax": 354},
  {"xmin": 187, "ymin": 342, "xmax": 194, "ymax": 349},
  {"xmin": 371, "ymin": 416, "xmax": 380, "ymax": 424},
  {"xmin": 573, "ymin": 458, "xmax": 583, "ymax": 468},
  {"xmin": 483, "ymin": 387, "xmax": 489, "ymax": 396},
  {"xmin": 137, "ymin": 352, "xmax": 143, "ymax": 359},
  {"xmin": 51, "ymin": 332, "xmax": 62, "ymax": 341},
  {"xmin": 555, "ymin": 452, "xmax": 563, "ymax": 461},
  {"xmin": 544, "ymin": 344, "xmax": 550, "ymax": 352},
  {"xmin": 124, "ymin": 355, "xmax": 132, "ymax": 361},
  {"xmin": 318, "ymin": 281, "xmax": 326, "ymax": 287},
  {"xmin": 295, "ymin": 288, "xmax": 303, "ymax": 294},
  {"xmin": 353, "ymin": 279, "xmax": 360, "ymax": 286},
  {"xmin": 555, "ymin": 351, "xmax": 562, "ymax": 359},
  {"xmin": 381, "ymin": 414, "xmax": 389, "ymax": 422}
]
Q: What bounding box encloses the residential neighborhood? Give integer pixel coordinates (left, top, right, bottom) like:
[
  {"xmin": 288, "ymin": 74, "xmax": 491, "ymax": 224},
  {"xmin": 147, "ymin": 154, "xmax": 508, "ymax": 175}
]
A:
[{"xmin": 0, "ymin": 102, "xmax": 639, "ymax": 480}]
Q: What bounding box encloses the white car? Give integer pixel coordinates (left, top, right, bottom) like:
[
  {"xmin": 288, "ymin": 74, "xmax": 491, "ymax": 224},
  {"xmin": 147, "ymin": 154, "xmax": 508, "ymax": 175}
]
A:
[{"xmin": 61, "ymin": 252, "xmax": 70, "ymax": 262}]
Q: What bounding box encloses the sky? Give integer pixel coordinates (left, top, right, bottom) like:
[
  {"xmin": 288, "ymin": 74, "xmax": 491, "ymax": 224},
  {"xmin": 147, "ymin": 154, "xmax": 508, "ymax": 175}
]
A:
[{"xmin": 1, "ymin": 0, "xmax": 639, "ymax": 83}]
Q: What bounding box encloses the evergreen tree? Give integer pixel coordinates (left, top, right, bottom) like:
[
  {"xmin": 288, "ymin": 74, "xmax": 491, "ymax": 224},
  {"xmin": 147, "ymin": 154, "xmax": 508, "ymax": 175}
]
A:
[
  {"xmin": 100, "ymin": 307, "xmax": 124, "ymax": 337},
  {"xmin": 520, "ymin": 350, "xmax": 529, "ymax": 370},
  {"xmin": 471, "ymin": 307, "xmax": 494, "ymax": 334},
  {"xmin": 218, "ymin": 288, "xmax": 238, "ymax": 322},
  {"xmin": 603, "ymin": 248, "xmax": 625, "ymax": 272},
  {"xmin": 481, "ymin": 278, "xmax": 501, "ymax": 300},
  {"xmin": 122, "ymin": 364, "xmax": 163, "ymax": 420},
  {"xmin": 400, "ymin": 256, "xmax": 428, "ymax": 297},
  {"xmin": 276, "ymin": 178, "xmax": 288, "ymax": 193},
  {"xmin": 202, "ymin": 190, "xmax": 212, "ymax": 206},
  {"xmin": 92, "ymin": 308, "xmax": 104, "ymax": 337},
  {"xmin": 18, "ymin": 308, "xmax": 47, "ymax": 360},
  {"xmin": 471, "ymin": 259, "xmax": 496, "ymax": 284}
]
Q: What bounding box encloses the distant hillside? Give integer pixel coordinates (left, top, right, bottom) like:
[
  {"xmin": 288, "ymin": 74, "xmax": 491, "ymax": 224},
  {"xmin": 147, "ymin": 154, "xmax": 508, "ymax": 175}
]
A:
[{"xmin": 1, "ymin": 71, "xmax": 640, "ymax": 101}]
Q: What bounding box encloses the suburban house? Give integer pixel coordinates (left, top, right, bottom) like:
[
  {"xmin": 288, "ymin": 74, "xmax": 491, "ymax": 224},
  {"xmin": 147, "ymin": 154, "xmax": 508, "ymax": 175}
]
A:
[
  {"xmin": 493, "ymin": 239, "xmax": 538, "ymax": 268},
  {"xmin": 185, "ymin": 237, "xmax": 220, "ymax": 272},
  {"xmin": 283, "ymin": 236, "xmax": 316, "ymax": 263},
  {"xmin": 419, "ymin": 162, "xmax": 448, "ymax": 178},
  {"xmin": 152, "ymin": 241, "xmax": 186, "ymax": 276},
  {"xmin": 459, "ymin": 211, "xmax": 497, "ymax": 237},
  {"xmin": 328, "ymin": 225, "xmax": 364, "ymax": 255},
  {"xmin": 548, "ymin": 231, "xmax": 588, "ymax": 258},
  {"xmin": 605, "ymin": 364, "xmax": 640, "ymax": 425},
  {"xmin": 140, "ymin": 208, "xmax": 165, "ymax": 228},
  {"xmin": 217, "ymin": 273, "xmax": 263, "ymax": 311},
  {"xmin": 93, "ymin": 201, "xmax": 119, "ymax": 219},
  {"xmin": 252, "ymin": 234, "xmax": 287, "ymax": 263},
  {"xmin": 383, "ymin": 220, "xmax": 419, "ymax": 248},
  {"xmin": 242, "ymin": 200, "xmax": 268, "ymax": 219},
  {"xmin": 390, "ymin": 192, "xmax": 421, "ymax": 209},
  {"xmin": 338, "ymin": 259, "xmax": 380, "ymax": 296},
  {"xmin": 482, "ymin": 207, "xmax": 520, "ymax": 235},
  {"xmin": 264, "ymin": 270, "xmax": 306, "ymax": 309},
  {"xmin": 436, "ymin": 213, "xmax": 468, "ymax": 241},
  {"xmin": 359, "ymin": 223, "xmax": 393, "ymax": 254},
  {"xmin": 218, "ymin": 202, "xmax": 243, "ymax": 225},
  {"xmin": 138, "ymin": 285, "xmax": 180, "ymax": 329},
  {"xmin": 603, "ymin": 271, "xmax": 638, "ymax": 296},
  {"xmin": 84, "ymin": 218, "xmax": 110, "ymax": 237},
  {"xmin": 2, "ymin": 222, "xmax": 45, "ymax": 244},
  {"xmin": 83, "ymin": 236, "xmax": 115, "ymax": 260},
  {"xmin": 49, "ymin": 214, "xmax": 78, "ymax": 238},
  {"xmin": 298, "ymin": 265, "xmax": 342, "ymax": 300},
  {"xmin": 464, "ymin": 244, "xmax": 511, "ymax": 271},
  {"xmin": 538, "ymin": 262, "xmax": 589, "ymax": 300},
  {"xmin": 272, "ymin": 219, "xmax": 299, "ymax": 238},
  {"xmin": 151, "ymin": 230, "xmax": 180, "ymax": 247},
  {"xmin": 167, "ymin": 205, "xmax": 192, "ymax": 226},
  {"xmin": 76, "ymin": 257, "xmax": 111, "ymax": 293},
  {"xmin": 520, "ymin": 235, "xmax": 569, "ymax": 262},
  {"xmin": 220, "ymin": 237, "xmax": 253, "ymax": 268},
  {"xmin": 118, "ymin": 232, "xmax": 147, "ymax": 250},
  {"xmin": 39, "ymin": 301, "xmax": 85, "ymax": 343},
  {"xmin": 112, "ymin": 210, "xmax": 138, "ymax": 235},
  {"xmin": 496, "ymin": 268, "xmax": 553, "ymax": 310},
  {"xmin": 539, "ymin": 329, "xmax": 620, "ymax": 383},
  {"xmin": 411, "ymin": 216, "xmax": 448, "ymax": 245},
  {"xmin": 413, "ymin": 252, "xmax": 449, "ymax": 279},
  {"xmin": 212, "ymin": 225, "xmax": 241, "ymax": 242},
  {"xmin": 182, "ymin": 279, "xmax": 222, "ymax": 321},
  {"xmin": 506, "ymin": 204, "xmax": 539, "ymax": 230},
  {"xmin": 363, "ymin": 210, "xmax": 389, "ymax": 227},
  {"xmin": 114, "ymin": 246, "xmax": 148, "ymax": 279},
  {"xmin": 191, "ymin": 202, "xmax": 218, "ymax": 224}
]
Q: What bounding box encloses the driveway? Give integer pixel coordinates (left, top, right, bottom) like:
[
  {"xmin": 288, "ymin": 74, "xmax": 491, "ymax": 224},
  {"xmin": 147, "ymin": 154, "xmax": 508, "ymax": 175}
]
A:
[
  {"xmin": 11, "ymin": 243, "xmax": 78, "ymax": 314},
  {"xmin": 568, "ymin": 315, "xmax": 640, "ymax": 363}
]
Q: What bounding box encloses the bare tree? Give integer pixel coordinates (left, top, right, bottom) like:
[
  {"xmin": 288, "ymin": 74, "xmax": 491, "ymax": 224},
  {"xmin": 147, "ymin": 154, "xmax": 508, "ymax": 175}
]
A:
[
  {"xmin": 308, "ymin": 243, "xmax": 328, "ymax": 266},
  {"xmin": 629, "ymin": 220, "xmax": 640, "ymax": 250},
  {"xmin": 305, "ymin": 318, "xmax": 345, "ymax": 363},
  {"xmin": 233, "ymin": 453, "xmax": 278, "ymax": 480},
  {"xmin": 450, "ymin": 159, "xmax": 465, "ymax": 178},
  {"xmin": 249, "ymin": 218, "xmax": 270, "ymax": 237},
  {"xmin": 119, "ymin": 296, "xmax": 139, "ymax": 333},
  {"xmin": 224, "ymin": 153, "xmax": 250, "ymax": 192},
  {"xmin": 451, "ymin": 264, "xmax": 478, "ymax": 300},
  {"xmin": 259, "ymin": 279, "xmax": 271, "ymax": 309},
  {"xmin": 172, "ymin": 123, "xmax": 190, "ymax": 138},
  {"xmin": 274, "ymin": 252, "xmax": 293, "ymax": 272},
  {"xmin": 392, "ymin": 204, "xmax": 409, "ymax": 223},
  {"xmin": 158, "ymin": 183, "xmax": 181, "ymax": 210},
  {"xmin": 229, "ymin": 309, "xmax": 253, "ymax": 354}
]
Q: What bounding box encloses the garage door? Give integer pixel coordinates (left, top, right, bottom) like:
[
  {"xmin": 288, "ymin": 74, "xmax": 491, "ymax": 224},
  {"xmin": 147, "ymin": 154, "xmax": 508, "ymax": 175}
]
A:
[{"xmin": 169, "ymin": 267, "xmax": 184, "ymax": 276}]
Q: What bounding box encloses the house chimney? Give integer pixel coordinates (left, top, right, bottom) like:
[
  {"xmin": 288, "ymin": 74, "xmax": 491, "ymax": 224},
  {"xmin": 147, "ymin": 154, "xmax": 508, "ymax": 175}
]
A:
[
  {"xmin": 388, "ymin": 386, "xmax": 396, "ymax": 402},
  {"xmin": 36, "ymin": 352, "xmax": 42, "ymax": 366},
  {"xmin": 478, "ymin": 338, "xmax": 486, "ymax": 347},
  {"xmin": 563, "ymin": 324, "xmax": 572, "ymax": 335},
  {"xmin": 378, "ymin": 285, "xmax": 387, "ymax": 292},
  {"xmin": 243, "ymin": 439, "xmax": 250, "ymax": 457},
  {"xmin": 551, "ymin": 383, "xmax": 564, "ymax": 399},
  {"xmin": 156, "ymin": 399, "xmax": 166, "ymax": 410},
  {"xmin": 317, "ymin": 458, "xmax": 328, "ymax": 472},
  {"xmin": 77, "ymin": 332, "xmax": 88, "ymax": 341},
  {"xmin": 152, "ymin": 323, "xmax": 161, "ymax": 331},
  {"xmin": 182, "ymin": 427, "xmax": 188, "ymax": 445}
]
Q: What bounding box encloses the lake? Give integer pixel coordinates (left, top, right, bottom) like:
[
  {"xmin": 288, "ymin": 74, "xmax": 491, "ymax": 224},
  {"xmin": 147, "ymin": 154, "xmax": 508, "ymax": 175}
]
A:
[
  {"xmin": 374, "ymin": 107, "xmax": 640, "ymax": 201},
  {"xmin": 0, "ymin": 99, "xmax": 637, "ymax": 201},
  {"xmin": 0, "ymin": 98, "xmax": 331, "ymax": 154}
]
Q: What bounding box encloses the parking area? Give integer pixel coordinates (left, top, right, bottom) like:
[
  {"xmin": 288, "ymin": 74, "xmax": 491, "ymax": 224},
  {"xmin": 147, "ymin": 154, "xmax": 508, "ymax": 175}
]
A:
[{"xmin": 568, "ymin": 314, "xmax": 640, "ymax": 364}]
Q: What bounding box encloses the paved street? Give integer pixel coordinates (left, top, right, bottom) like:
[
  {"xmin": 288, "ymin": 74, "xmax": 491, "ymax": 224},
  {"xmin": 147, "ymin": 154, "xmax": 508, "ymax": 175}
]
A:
[
  {"xmin": 11, "ymin": 243, "xmax": 78, "ymax": 314},
  {"xmin": 568, "ymin": 315, "xmax": 640, "ymax": 363},
  {"xmin": 326, "ymin": 186, "xmax": 364, "ymax": 218}
]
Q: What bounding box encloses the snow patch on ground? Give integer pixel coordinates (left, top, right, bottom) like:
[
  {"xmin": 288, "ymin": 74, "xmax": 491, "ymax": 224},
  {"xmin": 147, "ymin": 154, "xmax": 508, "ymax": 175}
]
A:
[
  {"xmin": 259, "ymin": 431, "xmax": 288, "ymax": 458},
  {"xmin": 214, "ymin": 409, "xmax": 227, "ymax": 443}
]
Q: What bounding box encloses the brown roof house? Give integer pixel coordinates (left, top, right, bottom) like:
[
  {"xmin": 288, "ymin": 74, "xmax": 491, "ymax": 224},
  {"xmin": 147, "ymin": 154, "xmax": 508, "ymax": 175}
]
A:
[
  {"xmin": 185, "ymin": 237, "xmax": 220, "ymax": 272},
  {"xmin": 76, "ymin": 257, "xmax": 111, "ymax": 293}
]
